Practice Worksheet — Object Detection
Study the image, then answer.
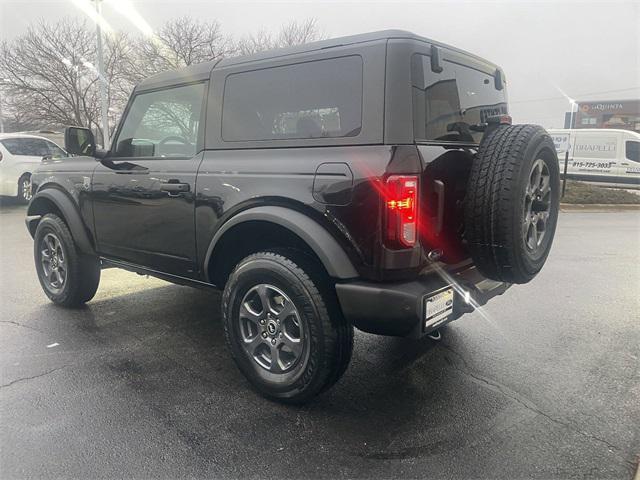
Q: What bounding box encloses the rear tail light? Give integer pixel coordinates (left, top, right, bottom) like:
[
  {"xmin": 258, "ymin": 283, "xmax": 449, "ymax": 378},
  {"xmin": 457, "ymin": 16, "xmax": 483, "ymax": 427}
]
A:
[
  {"xmin": 486, "ymin": 114, "xmax": 512, "ymax": 125},
  {"xmin": 385, "ymin": 175, "xmax": 419, "ymax": 248}
]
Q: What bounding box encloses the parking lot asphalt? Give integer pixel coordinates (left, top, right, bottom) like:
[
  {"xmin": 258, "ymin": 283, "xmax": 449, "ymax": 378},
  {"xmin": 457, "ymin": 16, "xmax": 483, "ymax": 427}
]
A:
[{"xmin": 1, "ymin": 199, "xmax": 638, "ymax": 479}]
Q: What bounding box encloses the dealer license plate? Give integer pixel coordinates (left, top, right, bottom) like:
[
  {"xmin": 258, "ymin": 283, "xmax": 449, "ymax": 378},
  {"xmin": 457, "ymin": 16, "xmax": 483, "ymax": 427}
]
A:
[{"xmin": 424, "ymin": 288, "xmax": 454, "ymax": 329}]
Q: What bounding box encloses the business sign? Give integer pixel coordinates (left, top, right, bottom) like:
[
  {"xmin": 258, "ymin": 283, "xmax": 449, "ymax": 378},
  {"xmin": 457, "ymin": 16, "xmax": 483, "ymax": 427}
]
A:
[
  {"xmin": 551, "ymin": 133, "xmax": 571, "ymax": 153},
  {"xmin": 573, "ymin": 136, "xmax": 618, "ymax": 159},
  {"xmin": 574, "ymin": 99, "xmax": 640, "ymax": 133}
]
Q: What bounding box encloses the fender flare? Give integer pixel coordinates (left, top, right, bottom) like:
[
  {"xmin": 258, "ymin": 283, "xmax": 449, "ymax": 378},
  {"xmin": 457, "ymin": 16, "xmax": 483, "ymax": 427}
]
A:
[
  {"xmin": 204, "ymin": 206, "xmax": 359, "ymax": 280},
  {"xmin": 26, "ymin": 188, "xmax": 96, "ymax": 256}
]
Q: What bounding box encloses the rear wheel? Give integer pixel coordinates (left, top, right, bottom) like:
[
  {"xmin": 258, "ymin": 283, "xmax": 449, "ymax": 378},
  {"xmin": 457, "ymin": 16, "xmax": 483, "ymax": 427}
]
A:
[
  {"xmin": 222, "ymin": 249, "xmax": 353, "ymax": 403},
  {"xmin": 17, "ymin": 174, "xmax": 32, "ymax": 204},
  {"xmin": 464, "ymin": 124, "xmax": 560, "ymax": 284},
  {"xmin": 34, "ymin": 214, "xmax": 100, "ymax": 307}
]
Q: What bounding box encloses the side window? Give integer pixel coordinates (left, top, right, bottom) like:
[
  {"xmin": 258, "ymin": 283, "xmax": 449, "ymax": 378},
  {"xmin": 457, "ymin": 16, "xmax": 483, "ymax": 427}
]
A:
[
  {"xmin": 113, "ymin": 82, "xmax": 206, "ymax": 158},
  {"xmin": 0, "ymin": 138, "xmax": 50, "ymax": 156},
  {"xmin": 222, "ymin": 56, "xmax": 363, "ymax": 142},
  {"xmin": 0, "ymin": 139, "xmax": 24, "ymax": 155},
  {"xmin": 44, "ymin": 140, "xmax": 68, "ymax": 158},
  {"xmin": 626, "ymin": 141, "xmax": 640, "ymax": 162}
]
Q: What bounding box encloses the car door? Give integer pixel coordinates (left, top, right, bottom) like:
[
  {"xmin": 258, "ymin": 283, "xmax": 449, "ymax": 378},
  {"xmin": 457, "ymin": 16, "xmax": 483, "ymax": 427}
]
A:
[
  {"xmin": 619, "ymin": 138, "xmax": 640, "ymax": 188},
  {"xmin": 91, "ymin": 81, "xmax": 207, "ymax": 278}
]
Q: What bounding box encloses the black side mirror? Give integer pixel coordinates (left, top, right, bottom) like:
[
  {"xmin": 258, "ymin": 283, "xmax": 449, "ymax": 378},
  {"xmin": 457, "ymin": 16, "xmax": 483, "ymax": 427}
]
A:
[{"xmin": 64, "ymin": 126, "xmax": 96, "ymax": 157}]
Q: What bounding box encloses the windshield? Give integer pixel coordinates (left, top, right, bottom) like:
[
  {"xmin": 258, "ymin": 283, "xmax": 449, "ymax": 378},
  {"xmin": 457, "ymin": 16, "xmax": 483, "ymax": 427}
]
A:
[{"xmin": 411, "ymin": 54, "xmax": 508, "ymax": 143}]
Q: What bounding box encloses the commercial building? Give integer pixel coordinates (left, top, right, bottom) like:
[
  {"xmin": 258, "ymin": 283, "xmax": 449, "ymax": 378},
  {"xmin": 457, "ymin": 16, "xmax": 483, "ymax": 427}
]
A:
[{"xmin": 564, "ymin": 99, "xmax": 640, "ymax": 133}]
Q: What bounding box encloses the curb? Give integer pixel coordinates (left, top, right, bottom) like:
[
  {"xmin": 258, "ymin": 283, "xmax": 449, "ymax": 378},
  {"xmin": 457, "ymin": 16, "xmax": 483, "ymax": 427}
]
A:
[{"xmin": 560, "ymin": 203, "xmax": 640, "ymax": 212}]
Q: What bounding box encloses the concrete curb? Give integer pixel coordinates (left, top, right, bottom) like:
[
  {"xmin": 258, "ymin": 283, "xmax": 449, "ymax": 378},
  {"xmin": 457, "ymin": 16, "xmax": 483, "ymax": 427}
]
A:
[{"xmin": 560, "ymin": 203, "xmax": 640, "ymax": 212}]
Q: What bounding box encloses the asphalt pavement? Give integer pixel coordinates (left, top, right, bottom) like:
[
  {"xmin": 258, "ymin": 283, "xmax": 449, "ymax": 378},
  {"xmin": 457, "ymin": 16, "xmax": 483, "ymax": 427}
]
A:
[{"xmin": 1, "ymin": 199, "xmax": 638, "ymax": 479}]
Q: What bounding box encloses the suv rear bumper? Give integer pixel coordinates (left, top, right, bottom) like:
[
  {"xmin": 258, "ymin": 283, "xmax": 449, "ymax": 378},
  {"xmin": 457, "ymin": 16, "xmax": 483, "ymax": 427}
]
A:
[{"xmin": 335, "ymin": 266, "xmax": 510, "ymax": 338}]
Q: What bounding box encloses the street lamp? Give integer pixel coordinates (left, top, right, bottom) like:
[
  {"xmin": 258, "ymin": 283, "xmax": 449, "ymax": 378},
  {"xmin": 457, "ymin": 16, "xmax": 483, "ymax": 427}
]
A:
[
  {"xmin": 94, "ymin": 0, "xmax": 109, "ymax": 148},
  {"xmin": 71, "ymin": 0, "xmax": 156, "ymax": 149},
  {"xmin": 70, "ymin": 0, "xmax": 110, "ymax": 147},
  {"xmin": 568, "ymin": 98, "xmax": 578, "ymax": 129}
]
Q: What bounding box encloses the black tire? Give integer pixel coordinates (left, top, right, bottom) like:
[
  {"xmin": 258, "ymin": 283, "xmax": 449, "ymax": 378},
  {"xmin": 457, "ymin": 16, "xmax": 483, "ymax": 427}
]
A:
[
  {"xmin": 34, "ymin": 214, "xmax": 100, "ymax": 307},
  {"xmin": 222, "ymin": 249, "xmax": 353, "ymax": 404},
  {"xmin": 17, "ymin": 173, "xmax": 32, "ymax": 204},
  {"xmin": 464, "ymin": 124, "xmax": 560, "ymax": 284}
]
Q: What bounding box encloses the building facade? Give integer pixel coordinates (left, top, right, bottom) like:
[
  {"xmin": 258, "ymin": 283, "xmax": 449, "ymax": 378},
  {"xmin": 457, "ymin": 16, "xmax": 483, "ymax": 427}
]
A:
[{"xmin": 565, "ymin": 99, "xmax": 640, "ymax": 133}]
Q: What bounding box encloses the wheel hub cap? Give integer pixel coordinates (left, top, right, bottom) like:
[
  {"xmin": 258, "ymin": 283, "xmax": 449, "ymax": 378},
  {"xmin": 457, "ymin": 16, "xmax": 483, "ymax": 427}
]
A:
[{"xmin": 266, "ymin": 320, "xmax": 278, "ymax": 335}]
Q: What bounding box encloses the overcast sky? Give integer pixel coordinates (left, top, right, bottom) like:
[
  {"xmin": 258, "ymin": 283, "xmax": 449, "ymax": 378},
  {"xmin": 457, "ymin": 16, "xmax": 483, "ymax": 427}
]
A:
[{"xmin": 1, "ymin": 0, "xmax": 638, "ymax": 127}]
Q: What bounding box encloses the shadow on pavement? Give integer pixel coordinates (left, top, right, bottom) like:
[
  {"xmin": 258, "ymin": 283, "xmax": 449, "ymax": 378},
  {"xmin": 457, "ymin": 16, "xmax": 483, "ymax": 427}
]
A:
[{"xmin": 21, "ymin": 282, "xmax": 464, "ymax": 461}]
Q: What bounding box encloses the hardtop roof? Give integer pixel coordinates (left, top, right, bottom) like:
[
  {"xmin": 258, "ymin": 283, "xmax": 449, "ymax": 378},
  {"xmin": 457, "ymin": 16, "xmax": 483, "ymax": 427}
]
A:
[{"xmin": 135, "ymin": 29, "xmax": 500, "ymax": 92}]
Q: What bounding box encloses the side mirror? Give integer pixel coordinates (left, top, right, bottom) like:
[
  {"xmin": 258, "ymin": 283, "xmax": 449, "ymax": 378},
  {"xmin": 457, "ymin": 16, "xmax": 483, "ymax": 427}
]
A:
[{"xmin": 64, "ymin": 126, "xmax": 96, "ymax": 157}]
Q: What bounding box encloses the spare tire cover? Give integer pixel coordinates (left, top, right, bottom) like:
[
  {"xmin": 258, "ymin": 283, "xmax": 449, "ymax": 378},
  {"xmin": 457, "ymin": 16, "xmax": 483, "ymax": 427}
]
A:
[{"xmin": 464, "ymin": 124, "xmax": 560, "ymax": 284}]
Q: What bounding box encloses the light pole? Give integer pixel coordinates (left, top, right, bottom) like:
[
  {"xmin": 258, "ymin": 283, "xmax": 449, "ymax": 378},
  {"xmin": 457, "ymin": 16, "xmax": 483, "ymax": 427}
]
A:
[
  {"xmin": 0, "ymin": 91, "xmax": 4, "ymax": 134},
  {"xmin": 0, "ymin": 78, "xmax": 10, "ymax": 134},
  {"xmin": 569, "ymin": 98, "xmax": 577, "ymax": 129},
  {"xmin": 94, "ymin": 0, "xmax": 109, "ymax": 148}
]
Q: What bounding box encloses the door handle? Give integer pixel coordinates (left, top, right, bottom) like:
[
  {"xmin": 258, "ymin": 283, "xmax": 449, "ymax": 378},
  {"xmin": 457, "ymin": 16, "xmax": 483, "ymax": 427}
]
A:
[{"xmin": 160, "ymin": 182, "xmax": 190, "ymax": 195}]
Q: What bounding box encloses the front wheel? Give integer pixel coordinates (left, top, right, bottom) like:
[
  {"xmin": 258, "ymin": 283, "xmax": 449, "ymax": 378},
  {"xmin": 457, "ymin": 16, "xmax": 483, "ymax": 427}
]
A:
[
  {"xmin": 222, "ymin": 250, "xmax": 353, "ymax": 404},
  {"xmin": 34, "ymin": 214, "xmax": 100, "ymax": 307}
]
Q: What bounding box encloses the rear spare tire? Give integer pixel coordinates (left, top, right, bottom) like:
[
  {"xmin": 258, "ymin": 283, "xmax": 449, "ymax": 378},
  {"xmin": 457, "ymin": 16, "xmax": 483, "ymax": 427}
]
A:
[{"xmin": 464, "ymin": 124, "xmax": 560, "ymax": 284}]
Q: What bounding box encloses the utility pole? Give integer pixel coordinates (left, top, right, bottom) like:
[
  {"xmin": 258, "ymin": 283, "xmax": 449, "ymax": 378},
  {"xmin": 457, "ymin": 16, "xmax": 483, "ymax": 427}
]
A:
[
  {"xmin": 0, "ymin": 92, "xmax": 4, "ymax": 134},
  {"xmin": 94, "ymin": 0, "xmax": 109, "ymax": 148}
]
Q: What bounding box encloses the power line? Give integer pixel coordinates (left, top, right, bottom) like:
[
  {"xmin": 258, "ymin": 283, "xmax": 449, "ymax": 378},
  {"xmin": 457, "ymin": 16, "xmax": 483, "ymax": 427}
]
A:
[{"xmin": 510, "ymin": 87, "xmax": 640, "ymax": 104}]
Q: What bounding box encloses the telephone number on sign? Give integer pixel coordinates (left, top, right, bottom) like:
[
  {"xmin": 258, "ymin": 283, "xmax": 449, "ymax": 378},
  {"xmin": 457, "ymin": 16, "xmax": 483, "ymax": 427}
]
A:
[{"xmin": 571, "ymin": 162, "xmax": 613, "ymax": 169}]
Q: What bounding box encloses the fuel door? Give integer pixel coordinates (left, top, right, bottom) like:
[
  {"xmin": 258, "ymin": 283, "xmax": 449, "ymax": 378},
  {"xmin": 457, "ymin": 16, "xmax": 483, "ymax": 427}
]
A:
[{"xmin": 312, "ymin": 162, "xmax": 354, "ymax": 206}]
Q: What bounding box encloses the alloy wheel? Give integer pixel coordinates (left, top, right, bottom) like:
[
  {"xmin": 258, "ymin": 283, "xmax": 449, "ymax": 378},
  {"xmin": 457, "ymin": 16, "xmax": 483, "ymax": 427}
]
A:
[
  {"xmin": 40, "ymin": 233, "xmax": 66, "ymax": 292},
  {"xmin": 238, "ymin": 284, "xmax": 305, "ymax": 373},
  {"xmin": 523, "ymin": 159, "xmax": 552, "ymax": 252},
  {"xmin": 21, "ymin": 178, "xmax": 32, "ymax": 201}
]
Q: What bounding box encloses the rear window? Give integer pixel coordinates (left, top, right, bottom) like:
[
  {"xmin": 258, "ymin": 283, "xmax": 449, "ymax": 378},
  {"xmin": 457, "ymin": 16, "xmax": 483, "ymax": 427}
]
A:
[
  {"xmin": 222, "ymin": 56, "xmax": 363, "ymax": 142},
  {"xmin": 0, "ymin": 137, "xmax": 66, "ymax": 157},
  {"xmin": 411, "ymin": 54, "xmax": 507, "ymax": 143}
]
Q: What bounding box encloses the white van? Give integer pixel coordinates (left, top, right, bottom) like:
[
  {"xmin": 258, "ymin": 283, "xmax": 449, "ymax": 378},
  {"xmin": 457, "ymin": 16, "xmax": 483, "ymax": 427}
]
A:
[{"xmin": 547, "ymin": 129, "xmax": 640, "ymax": 189}]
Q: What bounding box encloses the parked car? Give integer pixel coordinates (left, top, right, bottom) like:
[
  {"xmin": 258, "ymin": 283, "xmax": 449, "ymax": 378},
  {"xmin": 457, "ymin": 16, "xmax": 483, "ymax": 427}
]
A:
[
  {"xmin": 0, "ymin": 133, "xmax": 68, "ymax": 203},
  {"xmin": 549, "ymin": 128, "xmax": 640, "ymax": 189},
  {"xmin": 25, "ymin": 30, "xmax": 560, "ymax": 403}
]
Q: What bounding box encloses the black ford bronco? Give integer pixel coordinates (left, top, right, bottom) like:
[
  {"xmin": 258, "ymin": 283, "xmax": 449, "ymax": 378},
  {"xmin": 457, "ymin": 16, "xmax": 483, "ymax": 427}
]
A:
[{"xmin": 26, "ymin": 30, "xmax": 560, "ymax": 403}]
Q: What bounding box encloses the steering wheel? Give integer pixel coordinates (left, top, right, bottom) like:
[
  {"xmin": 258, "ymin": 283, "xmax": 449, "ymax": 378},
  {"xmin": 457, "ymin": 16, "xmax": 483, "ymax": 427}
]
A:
[
  {"xmin": 158, "ymin": 135, "xmax": 191, "ymax": 156},
  {"xmin": 157, "ymin": 135, "xmax": 190, "ymax": 155}
]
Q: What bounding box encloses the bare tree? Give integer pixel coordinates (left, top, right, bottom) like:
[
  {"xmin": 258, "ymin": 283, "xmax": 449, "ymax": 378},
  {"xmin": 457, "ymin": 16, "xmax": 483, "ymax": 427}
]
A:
[
  {"xmin": 0, "ymin": 16, "xmax": 324, "ymax": 139},
  {"xmin": 236, "ymin": 18, "xmax": 324, "ymax": 56},
  {"xmin": 0, "ymin": 19, "xmax": 131, "ymax": 143},
  {"xmin": 125, "ymin": 17, "xmax": 235, "ymax": 84}
]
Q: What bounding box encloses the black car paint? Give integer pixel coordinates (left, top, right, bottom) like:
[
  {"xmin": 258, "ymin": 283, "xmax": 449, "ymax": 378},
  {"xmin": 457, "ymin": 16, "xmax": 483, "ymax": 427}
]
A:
[
  {"xmin": 27, "ymin": 30, "xmax": 510, "ymax": 337},
  {"xmin": 31, "ymin": 143, "xmax": 470, "ymax": 281}
]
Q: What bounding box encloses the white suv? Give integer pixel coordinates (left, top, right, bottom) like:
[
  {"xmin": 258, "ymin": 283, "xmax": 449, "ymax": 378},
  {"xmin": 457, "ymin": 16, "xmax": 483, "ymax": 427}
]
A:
[{"xmin": 0, "ymin": 134, "xmax": 68, "ymax": 203}]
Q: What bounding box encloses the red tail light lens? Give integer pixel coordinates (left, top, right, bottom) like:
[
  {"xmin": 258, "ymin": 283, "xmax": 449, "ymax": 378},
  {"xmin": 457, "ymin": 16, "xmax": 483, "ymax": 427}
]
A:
[{"xmin": 385, "ymin": 175, "xmax": 418, "ymax": 248}]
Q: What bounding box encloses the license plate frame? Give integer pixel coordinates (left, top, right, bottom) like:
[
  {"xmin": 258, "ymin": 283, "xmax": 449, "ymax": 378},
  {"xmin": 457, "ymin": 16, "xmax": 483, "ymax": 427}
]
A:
[{"xmin": 424, "ymin": 287, "xmax": 454, "ymax": 330}]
